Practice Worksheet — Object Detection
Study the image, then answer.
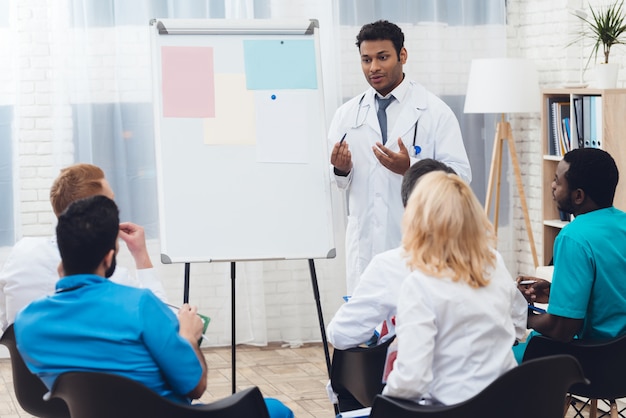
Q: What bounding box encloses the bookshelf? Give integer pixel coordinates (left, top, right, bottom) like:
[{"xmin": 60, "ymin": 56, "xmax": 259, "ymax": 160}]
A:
[{"xmin": 541, "ymin": 88, "xmax": 626, "ymax": 265}]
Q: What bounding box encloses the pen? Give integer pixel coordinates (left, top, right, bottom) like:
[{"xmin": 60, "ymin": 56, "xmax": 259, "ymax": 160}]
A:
[
  {"xmin": 339, "ymin": 133, "xmax": 347, "ymax": 145},
  {"xmin": 519, "ymin": 280, "xmax": 537, "ymax": 285},
  {"xmin": 528, "ymin": 305, "xmax": 547, "ymax": 314},
  {"xmin": 166, "ymin": 303, "xmax": 211, "ymax": 342},
  {"xmin": 412, "ymin": 120, "xmax": 421, "ymax": 155}
]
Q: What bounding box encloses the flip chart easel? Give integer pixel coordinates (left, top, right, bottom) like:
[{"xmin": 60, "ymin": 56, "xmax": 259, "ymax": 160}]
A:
[{"xmin": 149, "ymin": 18, "xmax": 336, "ymax": 403}]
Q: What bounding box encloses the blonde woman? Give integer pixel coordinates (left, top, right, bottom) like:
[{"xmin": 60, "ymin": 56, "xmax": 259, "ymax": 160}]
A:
[{"xmin": 382, "ymin": 171, "xmax": 527, "ymax": 405}]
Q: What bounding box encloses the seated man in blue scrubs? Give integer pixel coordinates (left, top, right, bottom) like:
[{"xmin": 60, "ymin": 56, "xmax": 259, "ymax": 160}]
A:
[{"xmin": 15, "ymin": 195, "xmax": 292, "ymax": 418}]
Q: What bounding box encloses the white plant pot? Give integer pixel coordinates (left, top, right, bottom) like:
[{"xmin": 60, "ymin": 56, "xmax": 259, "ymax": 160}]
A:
[{"xmin": 596, "ymin": 62, "xmax": 619, "ymax": 89}]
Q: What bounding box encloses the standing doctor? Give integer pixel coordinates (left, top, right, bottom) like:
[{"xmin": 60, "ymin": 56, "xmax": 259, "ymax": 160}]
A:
[{"xmin": 329, "ymin": 20, "xmax": 471, "ymax": 293}]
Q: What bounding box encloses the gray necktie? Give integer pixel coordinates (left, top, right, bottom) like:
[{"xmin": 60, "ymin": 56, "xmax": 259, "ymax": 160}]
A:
[{"xmin": 376, "ymin": 96, "xmax": 393, "ymax": 145}]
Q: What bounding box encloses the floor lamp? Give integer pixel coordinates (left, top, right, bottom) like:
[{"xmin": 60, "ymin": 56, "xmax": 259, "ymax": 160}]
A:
[{"xmin": 464, "ymin": 58, "xmax": 540, "ymax": 268}]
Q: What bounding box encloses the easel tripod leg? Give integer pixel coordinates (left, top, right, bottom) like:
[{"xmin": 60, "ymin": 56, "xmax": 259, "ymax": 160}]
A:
[
  {"xmin": 505, "ymin": 123, "xmax": 539, "ymax": 268},
  {"xmin": 485, "ymin": 124, "xmax": 501, "ymax": 221},
  {"xmin": 184, "ymin": 263, "xmax": 190, "ymax": 303},
  {"xmin": 307, "ymin": 259, "xmax": 339, "ymax": 416},
  {"xmin": 231, "ymin": 262, "xmax": 236, "ymax": 394}
]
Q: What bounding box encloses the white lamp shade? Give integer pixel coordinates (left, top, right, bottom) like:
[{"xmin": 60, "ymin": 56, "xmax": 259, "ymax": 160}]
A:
[{"xmin": 464, "ymin": 58, "xmax": 540, "ymax": 114}]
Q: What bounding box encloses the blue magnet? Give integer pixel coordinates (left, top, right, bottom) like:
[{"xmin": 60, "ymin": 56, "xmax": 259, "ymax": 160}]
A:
[{"xmin": 271, "ymin": 94, "xmax": 276, "ymax": 100}]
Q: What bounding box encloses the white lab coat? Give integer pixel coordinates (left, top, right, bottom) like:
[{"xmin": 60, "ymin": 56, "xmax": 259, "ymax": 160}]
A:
[
  {"xmin": 382, "ymin": 251, "xmax": 527, "ymax": 405},
  {"xmin": 327, "ymin": 246, "xmax": 408, "ymax": 350},
  {"xmin": 328, "ymin": 80, "xmax": 471, "ymax": 293}
]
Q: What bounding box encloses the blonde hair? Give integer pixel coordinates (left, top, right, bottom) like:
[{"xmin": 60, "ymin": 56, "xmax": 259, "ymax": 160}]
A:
[
  {"xmin": 402, "ymin": 171, "xmax": 496, "ymax": 288},
  {"xmin": 50, "ymin": 164, "xmax": 105, "ymax": 217}
]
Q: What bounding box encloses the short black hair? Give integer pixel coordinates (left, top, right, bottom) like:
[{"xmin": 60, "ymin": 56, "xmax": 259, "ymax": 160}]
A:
[
  {"xmin": 563, "ymin": 148, "xmax": 618, "ymax": 208},
  {"xmin": 56, "ymin": 195, "xmax": 119, "ymax": 276},
  {"xmin": 355, "ymin": 20, "xmax": 404, "ymax": 59},
  {"xmin": 401, "ymin": 159, "xmax": 456, "ymax": 206}
]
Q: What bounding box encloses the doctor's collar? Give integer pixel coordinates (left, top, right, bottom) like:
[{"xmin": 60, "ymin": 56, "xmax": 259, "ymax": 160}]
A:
[{"xmin": 375, "ymin": 74, "xmax": 409, "ymax": 102}]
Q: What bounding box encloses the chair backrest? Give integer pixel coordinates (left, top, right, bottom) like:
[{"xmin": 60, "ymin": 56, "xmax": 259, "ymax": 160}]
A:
[
  {"xmin": 369, "ymin": 354, "xmax": 586, "ymax": 418},
  {"xmin": 0, "ymin": 324, "xmax": 70, "ymax": 418},
  {"xmin": 50, "ymin": 371, "xmax": 270, "ymax": 418},
  {"xmin": 523, "ymin": 333, "xmax": 626, "ymax": 399},
  {"xmin": 330, "ymin": 336, "xmax": 395, "ymax": 408}
]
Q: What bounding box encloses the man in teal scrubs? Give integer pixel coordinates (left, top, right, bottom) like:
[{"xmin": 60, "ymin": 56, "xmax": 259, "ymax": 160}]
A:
[{"xmin": 518, "ymin": 148, "xmax": 626, "ymax": 345}]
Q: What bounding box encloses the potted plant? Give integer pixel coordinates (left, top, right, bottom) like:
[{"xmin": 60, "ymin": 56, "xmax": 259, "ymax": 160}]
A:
[{"xmin": 574, "ymin": 0, "xmax": 626, "ymax": 88}]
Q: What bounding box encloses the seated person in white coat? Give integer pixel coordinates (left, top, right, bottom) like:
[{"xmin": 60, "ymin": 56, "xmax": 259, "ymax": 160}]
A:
[
  {"xmin": 328, "ymin": 20, "xmax": 471, "ymax": 294},
  {"xmin": 327, "ymin": 158, "xmax": 455, "ymax": 351},
  {"xmin": 382, "ymin": 171, "xmax": 527, "ymax": 405},
  {"xmin": 0, "ymin": 163, "xmax": 167, "ymax": 332}
]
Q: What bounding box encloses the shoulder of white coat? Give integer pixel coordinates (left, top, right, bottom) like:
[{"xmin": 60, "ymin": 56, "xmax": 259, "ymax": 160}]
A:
[
  {"xmin": 374, "ymin": 247, "xmax": 409, "ymax": 270},
  {"xmin": 489, "ymin": 249, "xmax": 515, "ymax": 283},
  {"xmin": 4, "ymin": 236, "xmax": 57, "ymax": 264},
  {"xmin": 408, "ymin": 80, "xmax": 452, "ymax": 113}
]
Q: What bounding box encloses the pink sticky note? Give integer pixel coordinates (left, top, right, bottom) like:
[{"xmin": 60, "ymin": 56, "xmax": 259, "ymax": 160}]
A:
[{"xmin": 161, "ymin": 46, "xmax": 215, "ymax": 118}]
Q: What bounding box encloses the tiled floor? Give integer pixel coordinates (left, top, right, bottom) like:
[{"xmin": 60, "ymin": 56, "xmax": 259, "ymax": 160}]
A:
[
  {"xmin": 0, "ymin": 343, "xmax": 336, "ymax": 418},
  {"xmin": 0, "ymin": 342, "xmax": 598, "ymax": 417}
]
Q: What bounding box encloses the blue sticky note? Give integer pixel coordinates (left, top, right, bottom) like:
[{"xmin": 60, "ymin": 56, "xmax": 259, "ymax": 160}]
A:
[{"xmin": 243, "ymin": 40, "xmax": 317, "ymax": 90}]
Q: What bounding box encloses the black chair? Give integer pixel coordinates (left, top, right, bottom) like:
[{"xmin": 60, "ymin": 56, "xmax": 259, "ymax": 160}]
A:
[
  {"xmin": 0, "ymin": 324, "xmax": 69, "ymax": 418},
  {"xmin": 49, "ymin": 371, "xmax": 270, "ymax": 418},
  {"xmin": 523, "ymin": 333, "xmax": 626, "ymax": 418},
  {"xmin": 330, "ymin": 336, "xmax": 395, "ymax": 411},
  {"xmin": 368, "ymin": 354, "xmax": 586, "ymax": 418}
]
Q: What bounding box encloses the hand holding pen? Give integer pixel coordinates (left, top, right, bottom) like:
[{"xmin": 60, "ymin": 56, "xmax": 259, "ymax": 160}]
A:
[
  {"xmin": 167, "ymin": 303, "xmax": 210, "ymax": 344},
  {"xmin": 176, "ymin": 303, "xmax": 204, "ymax": 346},
  {"xmin": 331, "ymin": 133, "xmax": 352, "ymax": 175},
  {"xmin": 516, "ymin": 276, "xmax": 551, "ymax": 304}
]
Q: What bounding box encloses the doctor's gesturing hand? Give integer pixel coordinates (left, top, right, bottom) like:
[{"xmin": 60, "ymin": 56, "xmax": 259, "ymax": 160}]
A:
[
  {"xmin": 373, "ymin": 138, "xmax": 410, "ymax": 175},
  {"xmin": 331, "ymin": 140, "xmax": 353, "ymax": 175}
]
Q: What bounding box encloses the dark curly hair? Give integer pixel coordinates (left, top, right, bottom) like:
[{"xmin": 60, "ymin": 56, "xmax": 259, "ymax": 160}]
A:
[
  {"xmin": 563, "ymin": 148, "xmax": 618, "ymax": 208},
  {"xmin": 356, "ymin": 20, "xmax": 404, "ymax": 59}
]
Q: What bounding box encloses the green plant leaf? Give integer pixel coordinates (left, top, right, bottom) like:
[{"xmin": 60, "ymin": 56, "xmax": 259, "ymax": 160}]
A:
[{"xmin": 572, "ymin": 0, "xmax": 626, "ymax": 65}]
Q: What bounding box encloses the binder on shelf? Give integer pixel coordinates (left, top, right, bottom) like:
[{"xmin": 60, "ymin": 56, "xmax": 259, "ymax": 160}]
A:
[
  {"xmin": 547, "ymin": 98, "xmax": 558, "ymax": 155},
  {"xmin": 554, "ymin": 102, "xmax": 565, "ymax": 155},
  {"xmin": 594, "ymin": 96, "xmax": 603, "ymax": 149},
  {"xmin": 586, "ymin": 96, "xmax": 603, "ymax": 149},
  {"xmin": 562, "ymin": 117, "xmax": 571, "ymax": 152},
  {"xmin": 589, "ymin": 96, "xmax": 597, "ymax": 148},
  {"xmin": 582, "ymin": 96, "xmax": 592, "ymax": 147},
  {"xmin": 547, "ymin": 98, "xmax": 570, "ymax": 156},
  {"xmin": 573, "ymin": 97, "xmax": 583, "ymax": 148},
  {"xmin": 557, "ymin": 102, "xmax": 571, "ymax": 153}
]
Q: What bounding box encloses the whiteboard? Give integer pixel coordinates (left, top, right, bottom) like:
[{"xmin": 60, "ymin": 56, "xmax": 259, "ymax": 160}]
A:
[{"xmin": 150, "ymin": 19, "xmax": 336, "ymax": 263}]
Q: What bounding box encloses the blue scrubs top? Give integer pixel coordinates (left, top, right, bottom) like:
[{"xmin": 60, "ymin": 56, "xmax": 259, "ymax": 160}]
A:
[{"xmin": 15, "ymin": 274, "xmax": 202, "ymax": 404}]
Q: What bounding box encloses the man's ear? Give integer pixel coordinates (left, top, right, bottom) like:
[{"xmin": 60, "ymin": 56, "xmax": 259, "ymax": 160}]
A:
[
  {"xmin": 399, "ymin": 47, "xmax": 408, "ymax": 64},
  {"xmin": 57, "ymin": 261, "xmax": 65, "ymax": 278},
  {"xmin": 102, "ymin": 249, "xmax": 115, "ymax": 271},
  {"xmin": 572, "ymin": 188, "xmax": 585, "ymax": 205}
]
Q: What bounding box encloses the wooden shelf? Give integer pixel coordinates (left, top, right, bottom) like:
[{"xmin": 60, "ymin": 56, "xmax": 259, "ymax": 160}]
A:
[
  {"xmin": 541, "ymin": 88, "xmax": 626, "ymax": 264},
  {"xmin": 543, "ymin": 219, "xmax": 569, "ymax": 229}
]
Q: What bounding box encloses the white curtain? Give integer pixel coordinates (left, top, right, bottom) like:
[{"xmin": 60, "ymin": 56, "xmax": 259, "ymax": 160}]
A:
[
  {"xmin": 45, "ymin": 0, "xmax": 343, "ymax": 347},
  {"xmin": 2, "ymin": 0, "xmax": 507, "ymax": 346}
]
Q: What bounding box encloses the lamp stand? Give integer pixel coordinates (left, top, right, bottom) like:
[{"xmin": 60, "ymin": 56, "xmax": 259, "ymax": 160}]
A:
[{"xmin": 485, "ymin": 114, "xmax": 538, "ymax": 268}]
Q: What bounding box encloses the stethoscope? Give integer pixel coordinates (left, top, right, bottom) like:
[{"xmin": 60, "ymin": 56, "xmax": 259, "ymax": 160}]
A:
[{"xmin": 353, "ymin": 93, "xmax": 422, "ymax": 155}]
